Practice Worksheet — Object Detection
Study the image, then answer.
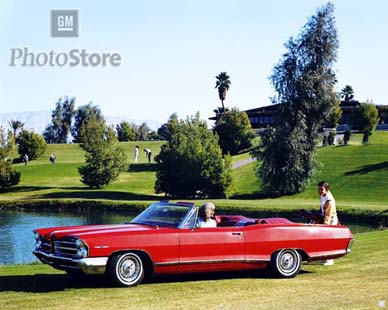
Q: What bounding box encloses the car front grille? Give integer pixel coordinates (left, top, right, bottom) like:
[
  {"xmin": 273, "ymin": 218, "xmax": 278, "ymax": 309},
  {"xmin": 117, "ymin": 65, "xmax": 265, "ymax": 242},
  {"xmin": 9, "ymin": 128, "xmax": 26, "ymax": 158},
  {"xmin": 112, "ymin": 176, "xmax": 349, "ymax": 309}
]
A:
[
  {"xmin": 54, "ymin": 238, "xmax": 78, "ymax": 258},
  {"xmin": 40, "ymin": 238, "xmax": 51, "ymax": 253}
]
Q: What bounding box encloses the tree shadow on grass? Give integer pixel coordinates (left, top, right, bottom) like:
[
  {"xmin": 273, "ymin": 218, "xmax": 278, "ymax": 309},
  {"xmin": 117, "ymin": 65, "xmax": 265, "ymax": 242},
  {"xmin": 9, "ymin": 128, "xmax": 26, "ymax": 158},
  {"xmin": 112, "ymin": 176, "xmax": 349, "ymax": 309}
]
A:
[
  {"xmin": 128, "ymin": 163, "xmax": 157, "ymax": 173},
  {"xmin": 151, "ymin": 269, "xmax": 274, "ymax": 284},
  {"xmin": 344, "ymin": 161, "xmax": 388, "ymax": 176},
  {"xmin": 0, "ymin": 186, "xmax": 88, "ymax": 194},
  {"xmin": 230, "ymin": 193, "xmax": 262, "ymax": 199},
  {"xmin": 0, "ymin": 273, "xmax": 108, "ymax": 293},
  {"xmin": 0, "ymin": 269, "xmax": 314, "ymax": 292},
  {"xmin": 32, "ymin": 190, "xmax": 161, "ymax": 201},
  {"xmin": 230, "ymin": 191, "xmax": 281, "ymax": 200},
  {"xmin": 0, "ymin": 186, "xmax": 53, "ymax": 194}
]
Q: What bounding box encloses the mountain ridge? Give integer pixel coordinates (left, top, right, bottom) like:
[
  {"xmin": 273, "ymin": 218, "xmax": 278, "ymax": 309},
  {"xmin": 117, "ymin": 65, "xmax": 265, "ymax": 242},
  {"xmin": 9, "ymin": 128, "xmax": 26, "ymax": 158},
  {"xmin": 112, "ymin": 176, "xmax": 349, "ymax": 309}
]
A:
[{"xmin": 0, "ymin": 111, "xmax": 161, "ymax": 134}]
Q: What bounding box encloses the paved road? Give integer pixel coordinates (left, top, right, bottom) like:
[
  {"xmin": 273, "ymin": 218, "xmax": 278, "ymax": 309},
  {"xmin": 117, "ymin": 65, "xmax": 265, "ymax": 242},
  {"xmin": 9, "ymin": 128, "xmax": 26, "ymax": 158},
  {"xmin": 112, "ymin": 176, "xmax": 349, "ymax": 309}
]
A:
[{"xmin": 232, "ymin": 157, "xmax": 256, "ymax": 169}]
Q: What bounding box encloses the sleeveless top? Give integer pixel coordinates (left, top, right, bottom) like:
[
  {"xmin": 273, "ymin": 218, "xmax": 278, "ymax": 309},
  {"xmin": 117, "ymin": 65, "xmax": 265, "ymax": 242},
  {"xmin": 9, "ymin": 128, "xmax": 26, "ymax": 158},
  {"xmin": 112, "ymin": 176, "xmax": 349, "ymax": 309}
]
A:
[{"xmin": 320, "ymin": 191, "xmax": 338, "ymax": 225}]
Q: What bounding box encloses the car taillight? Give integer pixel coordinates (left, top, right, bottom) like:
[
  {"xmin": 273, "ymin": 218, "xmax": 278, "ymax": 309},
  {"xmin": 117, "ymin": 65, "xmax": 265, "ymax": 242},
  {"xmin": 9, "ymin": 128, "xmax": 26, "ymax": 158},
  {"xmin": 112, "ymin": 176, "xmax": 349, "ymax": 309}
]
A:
[{"xmin": 347, "ymin": 238, "xmax": 354, "ymax": 253}]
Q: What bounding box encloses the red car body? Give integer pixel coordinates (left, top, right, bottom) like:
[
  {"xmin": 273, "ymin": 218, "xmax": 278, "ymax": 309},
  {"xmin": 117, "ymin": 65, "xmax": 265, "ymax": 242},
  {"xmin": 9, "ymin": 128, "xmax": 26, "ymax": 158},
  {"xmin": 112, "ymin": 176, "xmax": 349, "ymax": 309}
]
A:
[{"xmin": 33, "ymin": 202, "xmax": 353, "ymax": 286}]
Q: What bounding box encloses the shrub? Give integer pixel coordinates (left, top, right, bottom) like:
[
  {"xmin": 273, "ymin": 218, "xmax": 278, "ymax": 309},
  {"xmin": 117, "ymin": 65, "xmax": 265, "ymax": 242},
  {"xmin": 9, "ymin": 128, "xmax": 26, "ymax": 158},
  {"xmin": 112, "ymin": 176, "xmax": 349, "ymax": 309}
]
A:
[
  {"xmin": 0, "ymin": 128, "xmax": 20, "ymax": 189},
  {"xmin": 322, "ymin": 135, "xmax": 328, "ymax": 147},
  {"xmin": 213, "ymin": 108, "xmax": 254, "ymax": 155},
  {"xmin": 0, "ymin": 161, "xmax": 20, "ymax": 189},
  {"xmin": 343, "ymin": 129, "xmax": 352, "ymax": 145},
  {"xmin": 351, "ymin": 103, "xmax": 379, "ymax": 133},
  {"xmin": 17, "ymin": 130, "xmax": 47, "ymax": 160},
  {"xmin": 362, "ymin": 129, "xmax": 371, "ymax": 145},
  {"xmin": 327, "ymin": 131, "xmax": 335, "ymax": 145},
  {"xmin": 78, "ymin": 118, "xmax": 126, "ymax": 188},
  {"xmin": 155, "ymin": 113, "xmax": 233, "ymax": 198}
]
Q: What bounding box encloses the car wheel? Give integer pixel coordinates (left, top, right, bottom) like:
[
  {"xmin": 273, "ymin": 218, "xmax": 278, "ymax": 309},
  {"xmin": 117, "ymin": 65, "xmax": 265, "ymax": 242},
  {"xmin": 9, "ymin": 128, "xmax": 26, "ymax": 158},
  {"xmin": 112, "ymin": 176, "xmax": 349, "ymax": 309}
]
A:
[
  {"xmin": 270, "ymin": 249, "xmax": 301, "ymax": 278},
  {"xmin": 108, "ymin": 252, "xmax": 145, "ymax": 287}
]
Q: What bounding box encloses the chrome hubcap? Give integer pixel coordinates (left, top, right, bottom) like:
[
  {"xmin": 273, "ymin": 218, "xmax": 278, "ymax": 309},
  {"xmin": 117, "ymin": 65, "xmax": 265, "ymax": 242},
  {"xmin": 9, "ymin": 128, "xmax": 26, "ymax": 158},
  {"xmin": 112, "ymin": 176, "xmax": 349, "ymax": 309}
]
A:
[
  {"xmin": 280, "ymin": 253, "xmax": 295, "ymax": 271},
  {"xmin": 120, "ymin": 259, "xmax": 137, "ymax": 278},
  {"xmin": 277, "ymin": 250, "xmax": 300, "ymax": 275},
  {"xmin": 117, "ymin": 255, "xmax": 141, "ymax": 283}
]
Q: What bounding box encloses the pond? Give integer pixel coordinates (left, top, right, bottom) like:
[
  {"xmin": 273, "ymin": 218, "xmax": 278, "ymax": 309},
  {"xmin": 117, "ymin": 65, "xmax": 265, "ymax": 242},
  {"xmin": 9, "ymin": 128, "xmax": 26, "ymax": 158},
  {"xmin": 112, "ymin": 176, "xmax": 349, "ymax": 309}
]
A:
[
  {"xmin": 0, "ymin": 209, "xmax": 134, "ymax": 265},
  {"xmin": 0, "ymin": 209, "xmax": 382, "ymax": 265}
]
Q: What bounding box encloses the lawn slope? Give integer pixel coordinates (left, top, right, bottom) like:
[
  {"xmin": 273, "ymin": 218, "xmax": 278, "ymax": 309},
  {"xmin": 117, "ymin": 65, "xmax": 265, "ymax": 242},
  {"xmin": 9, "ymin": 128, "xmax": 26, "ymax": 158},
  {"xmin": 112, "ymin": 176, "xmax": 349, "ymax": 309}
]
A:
[
  {"xmin": 0, "ymin": 133, "xmax": 388, "ymax": 213},
  {"xmin": 232, "ymin": 132, "xmax": 388, "ymax": 208}
]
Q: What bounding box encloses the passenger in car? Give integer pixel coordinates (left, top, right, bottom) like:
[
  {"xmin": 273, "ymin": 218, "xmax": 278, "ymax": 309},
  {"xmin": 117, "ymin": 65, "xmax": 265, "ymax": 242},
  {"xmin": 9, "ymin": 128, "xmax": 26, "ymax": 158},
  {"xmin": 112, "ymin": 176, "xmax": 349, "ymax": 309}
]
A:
[{"xmin": 197, "ymin": 202, "xmax": 217, "ymax": 228}]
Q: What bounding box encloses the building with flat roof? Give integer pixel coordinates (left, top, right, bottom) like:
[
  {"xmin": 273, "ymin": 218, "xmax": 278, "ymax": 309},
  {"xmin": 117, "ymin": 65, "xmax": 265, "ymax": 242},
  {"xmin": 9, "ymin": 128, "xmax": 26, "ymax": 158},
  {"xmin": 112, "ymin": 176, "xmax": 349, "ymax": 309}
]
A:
[{"xmin": 240, "ymin": 100, "xmax": 387, "ymax": 130}]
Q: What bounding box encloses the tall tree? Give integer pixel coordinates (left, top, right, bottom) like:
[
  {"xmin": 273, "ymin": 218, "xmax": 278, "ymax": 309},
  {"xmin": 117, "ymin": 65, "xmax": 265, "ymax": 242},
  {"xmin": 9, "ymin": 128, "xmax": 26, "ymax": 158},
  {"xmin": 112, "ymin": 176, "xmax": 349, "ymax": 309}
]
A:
[
  {"xmin": 215, "ymin": 72, "xmax": 231, "ymax": 113},
  {"xmin": 0, "ymin": 127, "xmax": 20, "ymax": 189},
  {"xmin": 157, "ymin": 113, "xmax": 179, "ymax": 141},
  {"xmin": 341, "ymin": 85, "xmax": 354, "ymax": 101},
  {"xmin": 78, "ymin": 117, "xmax": 126, "ymax": 188},
  {"xmin": 212, "ymin": 107, "xmax": 230, "ymax": 122},
  {"xmin": 253, "ymin": 3, "xmax": 339, "ymax": 196},
  {"xmin": 7, "ymin": 120, "xmax": 24, "ymax": 139},
  {"xmin": 43, "ymin": 97, "xmax": 75, "ymax": 144},
  {"xmin": 72, "ymin": 103, "xmax": 105, "ymax": 143},
  {"xmin": 136, "ymin": 122, "xmax": 151, "ymax": 141},
  {"xmin": 116, "ymin": 121, "xmax": 136, "ymax": 141}
]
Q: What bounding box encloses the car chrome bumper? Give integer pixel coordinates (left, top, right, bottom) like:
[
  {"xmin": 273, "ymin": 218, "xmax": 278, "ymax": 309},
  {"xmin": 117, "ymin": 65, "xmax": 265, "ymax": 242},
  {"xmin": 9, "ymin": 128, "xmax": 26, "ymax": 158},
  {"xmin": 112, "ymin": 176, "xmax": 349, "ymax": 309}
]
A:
[{"xmin": 33, "ymin": 250, "xmax": 108, "ymax": 275}]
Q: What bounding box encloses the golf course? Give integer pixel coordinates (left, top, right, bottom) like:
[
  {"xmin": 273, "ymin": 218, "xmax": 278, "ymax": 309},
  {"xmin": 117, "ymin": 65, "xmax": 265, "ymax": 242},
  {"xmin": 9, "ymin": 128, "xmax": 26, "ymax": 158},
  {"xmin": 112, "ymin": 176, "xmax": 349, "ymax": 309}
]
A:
[
  {"xmin": 1, "ymin": 132, "xmax": 388, "ymax": 214},
  {"xmin": 0, "ymin": 132, "xmax": 387, "ymax": 310}
]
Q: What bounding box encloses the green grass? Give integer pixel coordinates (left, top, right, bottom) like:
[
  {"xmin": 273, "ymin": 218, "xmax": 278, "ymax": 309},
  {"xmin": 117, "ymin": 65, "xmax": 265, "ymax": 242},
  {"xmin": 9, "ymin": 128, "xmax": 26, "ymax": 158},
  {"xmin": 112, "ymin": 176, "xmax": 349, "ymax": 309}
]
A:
[
  {"xmin": 2, "ymin": 141, "xmax": 165, "ymax": 201},
  {"xmin": 1, "ymin": 135, "xmax": 387, "ymax": 309},
  {"xmin": 1, "ymin": 133, "xmax": 388, "ymax": 213},
  {"xmin": 232, "ymin": 132, "xmax": 388, "ymax": 207},
  {"xmin": 232, "ymin": 161, "xmax": 259, "ymax": 195},
  {"xmin": 1, "ymin": 229, "xmax": 387, "ymax": 310}
]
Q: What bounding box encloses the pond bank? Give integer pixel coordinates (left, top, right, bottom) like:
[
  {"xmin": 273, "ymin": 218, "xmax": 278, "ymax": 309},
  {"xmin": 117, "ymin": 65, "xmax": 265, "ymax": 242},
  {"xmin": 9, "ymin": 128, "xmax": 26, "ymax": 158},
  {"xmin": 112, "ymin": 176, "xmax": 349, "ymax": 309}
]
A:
[{"xmin": 1, "ymin": 199, "xmax": 387, "ymax": 227}]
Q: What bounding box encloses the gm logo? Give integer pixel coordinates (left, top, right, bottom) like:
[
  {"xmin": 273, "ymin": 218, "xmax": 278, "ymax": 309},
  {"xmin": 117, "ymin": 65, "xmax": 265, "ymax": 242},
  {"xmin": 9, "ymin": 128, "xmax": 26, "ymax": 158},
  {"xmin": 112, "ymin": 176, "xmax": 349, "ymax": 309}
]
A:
[{"xmin": 51, "ymin": 10, "xmax": 79, "ymax": 37}]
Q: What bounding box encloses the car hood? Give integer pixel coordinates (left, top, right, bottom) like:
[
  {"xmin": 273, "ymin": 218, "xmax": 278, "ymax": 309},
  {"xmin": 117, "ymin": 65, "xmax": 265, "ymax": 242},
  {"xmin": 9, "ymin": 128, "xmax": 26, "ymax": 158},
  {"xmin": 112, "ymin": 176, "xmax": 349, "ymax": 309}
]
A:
[{"xmin": 35, "ymin": 223, "xmax": 157, "ymax": 240}]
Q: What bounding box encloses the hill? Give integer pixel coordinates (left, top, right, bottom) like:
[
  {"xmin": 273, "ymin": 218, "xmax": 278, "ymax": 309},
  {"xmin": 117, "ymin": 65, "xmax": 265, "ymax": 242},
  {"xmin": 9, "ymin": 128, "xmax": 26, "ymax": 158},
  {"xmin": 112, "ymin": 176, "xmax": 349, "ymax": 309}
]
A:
[
  {"xmin": 0, "ymin": 132, "xmax": 388, "ymax": 213},
  {"xmin": 232, "ymin": 132, "xmax": 388, "ymax": 208}
]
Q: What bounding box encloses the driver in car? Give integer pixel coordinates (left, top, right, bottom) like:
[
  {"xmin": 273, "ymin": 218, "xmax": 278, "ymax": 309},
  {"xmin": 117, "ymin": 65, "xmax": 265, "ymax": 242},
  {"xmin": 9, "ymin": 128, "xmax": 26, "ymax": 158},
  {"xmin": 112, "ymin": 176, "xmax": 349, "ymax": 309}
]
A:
[{"xmin": 197, "ymin": 202, "xmax": 217, "ymax": 228}]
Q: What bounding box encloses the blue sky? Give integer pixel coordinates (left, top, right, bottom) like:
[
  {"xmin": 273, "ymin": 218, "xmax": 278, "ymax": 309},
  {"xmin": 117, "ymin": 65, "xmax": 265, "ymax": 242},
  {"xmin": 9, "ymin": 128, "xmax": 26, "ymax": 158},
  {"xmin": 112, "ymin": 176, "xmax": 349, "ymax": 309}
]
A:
[{"xmin": 1, "ymin": 0, "xmax": 387, "ymax": 125}]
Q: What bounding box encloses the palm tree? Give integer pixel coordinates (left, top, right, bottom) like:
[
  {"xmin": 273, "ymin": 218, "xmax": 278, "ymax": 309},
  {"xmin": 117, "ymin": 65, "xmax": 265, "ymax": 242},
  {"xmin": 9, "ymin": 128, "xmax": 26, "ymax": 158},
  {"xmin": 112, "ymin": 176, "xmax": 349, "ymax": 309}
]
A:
[
  {"xmin": 213, "ymin": 107, "xmax": 230, "ymax": 121},
  {"xmin": 341, "ymin": 85, "xmax": 354, "ymax": 101},
  {"xmin": 215, "ymin": 72, "xmax": 231, "ymax": 113},
  {"xmin": 8, "ymin": 120, "xmax": 24, "ymax": 139}
]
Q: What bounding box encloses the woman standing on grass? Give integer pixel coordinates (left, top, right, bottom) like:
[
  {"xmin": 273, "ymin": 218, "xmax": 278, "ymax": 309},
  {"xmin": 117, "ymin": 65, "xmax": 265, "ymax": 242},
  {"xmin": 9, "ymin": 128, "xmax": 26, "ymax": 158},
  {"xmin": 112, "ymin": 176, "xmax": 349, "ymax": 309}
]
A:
[{"xmin": 318, "ymin": 181, "xmax": 338, "ymax": 266}]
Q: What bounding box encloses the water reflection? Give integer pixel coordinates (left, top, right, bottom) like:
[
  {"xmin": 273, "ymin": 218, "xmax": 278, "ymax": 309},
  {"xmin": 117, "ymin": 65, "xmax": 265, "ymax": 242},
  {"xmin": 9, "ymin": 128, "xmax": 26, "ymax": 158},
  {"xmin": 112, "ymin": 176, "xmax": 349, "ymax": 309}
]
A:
[{"xmin": 0, "ymin": 210, "xmax": 133, "ymax": 265}]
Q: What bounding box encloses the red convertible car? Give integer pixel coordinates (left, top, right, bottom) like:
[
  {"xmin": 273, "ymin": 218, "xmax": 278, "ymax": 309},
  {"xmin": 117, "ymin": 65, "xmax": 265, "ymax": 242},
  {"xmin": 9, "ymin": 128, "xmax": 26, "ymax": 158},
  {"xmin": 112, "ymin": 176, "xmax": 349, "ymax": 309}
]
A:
[{"xmin": 33, "ymin": 201, "xmax": 353, "ymax": 287}]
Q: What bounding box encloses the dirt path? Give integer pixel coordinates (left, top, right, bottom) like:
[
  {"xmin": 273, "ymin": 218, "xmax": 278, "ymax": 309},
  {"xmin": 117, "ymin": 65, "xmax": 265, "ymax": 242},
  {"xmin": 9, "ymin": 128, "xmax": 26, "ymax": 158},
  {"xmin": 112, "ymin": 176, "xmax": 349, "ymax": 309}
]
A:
[{"xmin": 232, "ymin": 157, "xmax": 256, "ymax": 169}]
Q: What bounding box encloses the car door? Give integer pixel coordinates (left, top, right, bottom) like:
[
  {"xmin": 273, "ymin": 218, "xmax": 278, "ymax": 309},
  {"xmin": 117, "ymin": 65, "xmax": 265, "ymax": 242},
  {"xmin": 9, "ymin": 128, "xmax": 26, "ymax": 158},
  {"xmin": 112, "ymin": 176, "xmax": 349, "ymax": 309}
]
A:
[{"xmin": 178, "ymin": 226, "xmax": 245, "ymax": 272}]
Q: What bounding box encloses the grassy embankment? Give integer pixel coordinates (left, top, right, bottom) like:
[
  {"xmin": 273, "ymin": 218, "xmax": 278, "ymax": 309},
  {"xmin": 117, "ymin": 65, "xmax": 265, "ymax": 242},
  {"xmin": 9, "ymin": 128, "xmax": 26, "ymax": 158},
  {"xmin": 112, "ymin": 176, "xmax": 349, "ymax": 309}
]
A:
[
  {"xmin": 0, "ymin": 141, "xmax": 164, "ymax": 203},
  {"xmin": 0, "ymin": 133, "xmax": 387, "ymax": 218},
  {"xmin": 1, "ymin": 230, "xmax": 387, "ymax": 310}
]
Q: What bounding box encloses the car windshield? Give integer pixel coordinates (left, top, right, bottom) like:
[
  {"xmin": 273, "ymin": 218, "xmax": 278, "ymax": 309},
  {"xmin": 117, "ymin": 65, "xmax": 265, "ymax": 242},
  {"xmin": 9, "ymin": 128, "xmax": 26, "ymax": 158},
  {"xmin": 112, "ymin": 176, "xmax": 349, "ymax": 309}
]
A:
[{"xmin": 130, "ymin": 203, "xmax": 193, "ymax": 228}]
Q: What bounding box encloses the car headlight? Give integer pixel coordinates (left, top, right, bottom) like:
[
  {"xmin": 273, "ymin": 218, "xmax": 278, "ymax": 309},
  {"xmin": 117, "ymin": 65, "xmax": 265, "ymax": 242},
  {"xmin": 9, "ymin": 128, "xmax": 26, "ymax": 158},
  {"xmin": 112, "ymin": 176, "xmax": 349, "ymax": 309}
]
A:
[
  {"xmin": 34, "ymin": 232, "xmax": 42, "ymax": 249},
  {"xmin": 75, "ymin": 239, "xmax": 88, "ymax": 258}
]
